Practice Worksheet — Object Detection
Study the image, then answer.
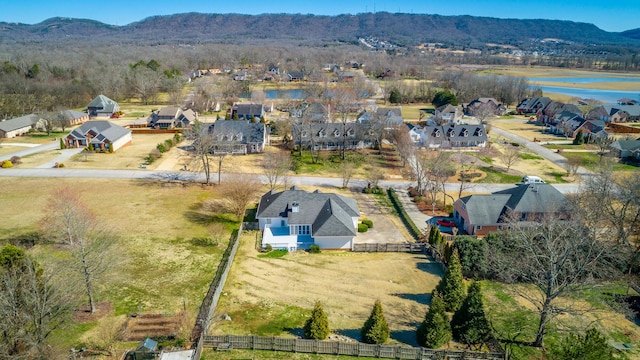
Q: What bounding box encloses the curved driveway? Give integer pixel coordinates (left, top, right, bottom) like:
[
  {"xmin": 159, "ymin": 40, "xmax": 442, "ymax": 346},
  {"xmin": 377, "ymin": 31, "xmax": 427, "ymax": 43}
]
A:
[{"xmin": 490, "ymin": 125, "xmax": 592, "ymax": 176}]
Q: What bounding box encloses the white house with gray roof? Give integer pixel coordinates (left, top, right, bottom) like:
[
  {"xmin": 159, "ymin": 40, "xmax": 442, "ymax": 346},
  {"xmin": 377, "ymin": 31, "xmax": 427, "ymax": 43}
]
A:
[
  {"xmin": 64, "ymin": 120, "xmax": 132, "ymax": 152},
  {"xmin": 256, "ymin": 187, "xmax": 360, "ymax": 251},
  {"xmin": 0, "ymin": 114, "xmax": 40, "ymax": 138}
]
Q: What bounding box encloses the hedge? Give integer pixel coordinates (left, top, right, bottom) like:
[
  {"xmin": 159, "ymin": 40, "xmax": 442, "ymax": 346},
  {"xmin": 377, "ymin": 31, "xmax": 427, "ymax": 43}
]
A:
[
  {"xmin": 387, "ymin": 188, "xmax": 421, "ymax": 240},
  {"xmin": 358, "ymin": 223, "xmax": 369, "ymax": 233}
]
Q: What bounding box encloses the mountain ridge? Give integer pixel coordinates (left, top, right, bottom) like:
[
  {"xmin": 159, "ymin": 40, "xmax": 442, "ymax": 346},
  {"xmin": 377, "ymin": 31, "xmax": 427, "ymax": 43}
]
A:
[{"xmin": 1, "ymin": 12, "xmax": 638, "ymax": 49}]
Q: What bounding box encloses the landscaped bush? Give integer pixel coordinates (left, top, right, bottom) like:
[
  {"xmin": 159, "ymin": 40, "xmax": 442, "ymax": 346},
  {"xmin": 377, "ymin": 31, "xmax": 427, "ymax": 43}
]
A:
[
  {"xmin": 1, "ymin": 160, "xmax": 13, "ymax": 168},
  {"xmin": 165, "ymin": 139, "xmax": 174, "ymax": 149},
  {"xmin": 57, "ymin": 163, "xmax": 65, "ymax": 168},
  {"xmin": 264, "ymin": 243, "xmax": 273, "ymax": 252},
  {"xmin": 358, "ymin": 223, "xmax": 369, "ymax": 232},
  {"xmin": 156, "ymin": 143, "xmax": 167, "ymax": 153},
  {"xmin": 363, "ymin": 186, "xmax": 383, "ymax": 194},
  {"xmin": 388, "ymin": 188, "xmax": 421, "ymax": 240},
  {"xmin": 309, "ymin": 244, "xmax": 321, "ymax": 253},
  {"xmin": 362, "ymin": 219, "xmax": 374, "ymax": 228}
]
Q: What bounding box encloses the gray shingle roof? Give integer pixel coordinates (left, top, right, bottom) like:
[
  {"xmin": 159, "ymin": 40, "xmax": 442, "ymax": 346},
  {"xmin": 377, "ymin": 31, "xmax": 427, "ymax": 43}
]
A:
[
  {"xmin": 257, "ymin": 188, "xmax": 359, "ymax": 237},
  {"xmin": 67, "ymin": 120, "xmax": 131, "ymax": 143},
  {"xmin": 62, "ymin": 110, "xmax": 88, "ymax": 121},
  {"xmin": 0, "ymin": 114, "xmax": 39, "ymax": 132},
  {"xmin": 459, "ymin": 194, "xmax": 511, "ymax": 225},
  {"xmin": 87, "ymin": 95, "xmax": 118, "ymax": 113},
  {"xmin": 210, "ymin": 120, "xmax": 265, "ymax": 144},
  {"xmin": 422, "ymin": 124, "xmax": 488, "ymax": 145}
]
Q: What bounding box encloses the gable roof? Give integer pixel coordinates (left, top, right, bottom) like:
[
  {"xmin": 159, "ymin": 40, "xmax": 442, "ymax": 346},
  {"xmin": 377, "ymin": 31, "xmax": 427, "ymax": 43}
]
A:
[
  {"xmin": 233, "ymin": 103, "xmax": 264, "ymax": 117},
  {"xmin": 157, "ymin": 107, "xmax": 181, "ymax": 117},
  {"xmin": 210, "ymin": 120, "xmax": 265, "ymax": 144},
  {"xmin": 611, "ymin": 139, "xmax": 640, "ymax": 152},
  {"xmin": 422, "ymin": 124, "xmax": 488, "ymax": 144},
  {"xmin": 87, "ymin": 95, "xmax": 118, "ymax": 112},
  {"xmin": 256, "ymin": 187, "xmax": 359, "ymax": 237},
  {"xmin": 0, "ymin": 114, "xmax": 39, "ymax": 132},
  {"xmin": 62, "ymin": 110, "xmax": 88, "ymax": 121},
  {"xmin": 459, "ymin": 184, "xmax": 566, "ymax": 225},
  {"xmin": 67, "ymin": 120, "xmax": 131, "ymax": 143}
]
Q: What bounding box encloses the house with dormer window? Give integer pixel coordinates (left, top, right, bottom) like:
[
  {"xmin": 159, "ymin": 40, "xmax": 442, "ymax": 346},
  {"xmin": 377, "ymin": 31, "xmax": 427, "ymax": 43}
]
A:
[
  {"xmin": 208, "ymin": 120, "xmax": 269, "ymax": 154},
  {"xmin": 292, "ymin": 123, "xmax": 373, "ymax": 151},
  {"xmin": 419, "ymin": 124, "xmax": 487, "ymax": 149},
  {"xmin": 256, "ymin": 187, "xmax": 360, "ymax": 251}
]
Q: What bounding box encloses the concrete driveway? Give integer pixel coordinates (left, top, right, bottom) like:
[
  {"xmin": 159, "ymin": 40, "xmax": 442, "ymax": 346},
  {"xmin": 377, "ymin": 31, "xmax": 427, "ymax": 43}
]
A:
[
  {"xmin": 36, "ymin": 148, "xmax": 85, "ymax": 169},
  {"xmin": 352, "ymin": 191, "xmax": 412, "ymax": 244}
]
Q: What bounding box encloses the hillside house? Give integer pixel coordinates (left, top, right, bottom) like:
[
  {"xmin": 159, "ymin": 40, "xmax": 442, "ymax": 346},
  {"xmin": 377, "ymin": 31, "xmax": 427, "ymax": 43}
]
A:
[
  {"xmin": 64, "ymin": 120, "xmax": 132, "ymax": 152},
  {"xmin": 147, "ymin": 107, "xmax": 196, "ymax": 129},
  {"xmin": 208, "ymin": 120, "xmax": 269, "ymax": 154},
  {"xmin": 287, "ymin": 71, "xmax": 304, "ymax": 82},
  {"xmin": 453, "ymin": 183, "xmax": 568, "ymax": 236},
  {"xmin": 256, "ymin": 187, "xmax": 360, "ymax": 251},
  {"xmin": 87, "ymin": 95, "xmax": 120, "ymax": 118}
]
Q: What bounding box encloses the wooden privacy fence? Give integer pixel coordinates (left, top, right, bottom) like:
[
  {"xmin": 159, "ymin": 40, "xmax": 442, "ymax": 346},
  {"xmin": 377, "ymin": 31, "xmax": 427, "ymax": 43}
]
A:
[
  {"xmin": 190, "ymin": 223, "xmax": 245, "ymax": 360},
  {"xmin": 202, "ymin": 335, "xmax": 505, "ymax": 360},
  {"xmin": 353, "ymin": 243, "xmax": 428, "ymax": 253}
]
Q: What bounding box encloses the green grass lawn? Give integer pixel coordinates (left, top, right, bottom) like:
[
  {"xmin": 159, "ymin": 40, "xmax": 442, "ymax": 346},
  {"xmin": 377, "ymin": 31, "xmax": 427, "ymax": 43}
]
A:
[
  {"xmin": 476, "ymin": 167, "xmax": 522, "ymax": 184},
  {"xmin": 563, "ymin": 152, "xmax": 639, "ymax": 172}
]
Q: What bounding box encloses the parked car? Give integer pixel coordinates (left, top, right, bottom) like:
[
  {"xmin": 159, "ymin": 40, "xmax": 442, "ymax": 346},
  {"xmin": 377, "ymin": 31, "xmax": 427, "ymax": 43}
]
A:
[{"xmin": 436, "ymin": 219, "xmax": 455, "ymax": 227}]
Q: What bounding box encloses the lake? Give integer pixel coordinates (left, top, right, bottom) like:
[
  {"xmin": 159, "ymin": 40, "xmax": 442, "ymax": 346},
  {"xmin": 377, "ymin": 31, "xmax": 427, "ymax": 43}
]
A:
[{"xmin": 535, "ymin": 85, "xmax": 640, "ymax": 103}]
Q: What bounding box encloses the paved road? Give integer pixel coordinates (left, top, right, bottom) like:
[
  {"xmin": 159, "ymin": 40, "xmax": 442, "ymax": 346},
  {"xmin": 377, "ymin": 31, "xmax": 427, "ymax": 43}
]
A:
[
  {"xmin": 490, "ymin": 125, "xmax": 592, "ymax": 176},
  {"xmin": 0, "ymin": 168, "xmax": 582, "ymax": 195},
  {"xmin": 0, "ymin": 140, "xmax": 59, "ymax": 161}
]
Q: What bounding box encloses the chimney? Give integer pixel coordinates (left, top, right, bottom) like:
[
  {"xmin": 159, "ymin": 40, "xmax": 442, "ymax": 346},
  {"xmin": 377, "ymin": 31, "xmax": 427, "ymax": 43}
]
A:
[{"xmin": 291, "ymin": 202, "xmax": 299, "ymax": 213}]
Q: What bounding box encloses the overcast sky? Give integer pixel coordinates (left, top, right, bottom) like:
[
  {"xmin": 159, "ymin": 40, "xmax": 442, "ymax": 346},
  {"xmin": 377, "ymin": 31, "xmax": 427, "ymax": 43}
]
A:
[{"xmin": 1, "ymin": 0, "xmax": 638, "ymax": 32}]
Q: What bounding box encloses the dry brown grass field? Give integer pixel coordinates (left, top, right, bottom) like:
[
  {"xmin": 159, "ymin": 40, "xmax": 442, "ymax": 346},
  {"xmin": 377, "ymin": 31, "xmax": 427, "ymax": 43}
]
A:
[
  {"xmin": 210, "ymin": 230, "xmax": 444, "ymax": 347},
  {"xmin": 0, "ymin": 177, "xmax": 237, "ymax": 352}
]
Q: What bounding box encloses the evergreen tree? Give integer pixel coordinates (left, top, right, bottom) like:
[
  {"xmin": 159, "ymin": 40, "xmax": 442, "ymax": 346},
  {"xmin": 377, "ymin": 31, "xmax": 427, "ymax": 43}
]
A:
[
  {"xmin": 389, "ymin": 88, "xmax": 401, "ymax": 104},
  {"xmin": 573, "ymin": 130, "xmax": 585, "ymax": 145},
  {"xmin": 550, "ymin": 328, "xmax": 614, "ymax": 360},
  {"xmin": 428, "ymin": 225, "xmax": 437, "ymax": 245},
  {"xmin": 451, "ymin": 281, "xmax": 491, "ymax": 346},
  {"xmin": 417, "ymin": 290, "xmax": 452, "ymax": 348},
  {"xmin": 361, "ymin": 300, "xmax": 390, "ymax": 344},
  {"xmin": 436, "ymin": 249, "xmax": 465, "ymax": 312},
  {"xmin": 304, "ymin": 301, "xmax": 330, "ymax": 340}
]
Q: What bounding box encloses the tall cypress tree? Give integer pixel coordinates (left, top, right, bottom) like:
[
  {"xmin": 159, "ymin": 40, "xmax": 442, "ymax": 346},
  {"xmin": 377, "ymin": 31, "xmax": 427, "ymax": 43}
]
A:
[
  {"xmin": 451, "ymin": 281, "xmax": 492, "ymax": 346},
  {"xmin": 361, "ymin": 300, "xmax": 390, "ymax": 344},
  {"xmin": 436, "ymin": 249, "xmax": 466, "ymax": 312},
  {"xmin": 304, "ymin": 301, "xmax": 330, "ymax": 340},
  {"xmin": 417, "ymin": 290, "xmax": 452, "ymax": 348}
]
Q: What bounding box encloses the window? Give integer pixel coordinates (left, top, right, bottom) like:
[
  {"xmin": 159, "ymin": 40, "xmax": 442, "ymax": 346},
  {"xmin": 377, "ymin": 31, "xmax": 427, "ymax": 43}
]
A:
[
  {"xmin": 497, "ymin": 225, "xmax": 503, "ymax": 230},
  {"xmin": 281, "ymin": 220, "xmax": 286, "ymax": 227},
  {"xmin": 476, "ymin": 225, "xmax": 482, "ymax": 230},
  {"xmin": 520, "ymin": 213, "xmax": 527, "ymax": 221}
]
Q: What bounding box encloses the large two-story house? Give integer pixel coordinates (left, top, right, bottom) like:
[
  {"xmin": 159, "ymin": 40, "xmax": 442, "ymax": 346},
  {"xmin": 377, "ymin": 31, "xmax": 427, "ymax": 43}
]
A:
[
  {"xmin": 256, "ymin": 187, "xmax": 360, "ymax": 251},
  {"xmin": 208, "ymin": 120, "xmax": 269, "ymax": 154}
]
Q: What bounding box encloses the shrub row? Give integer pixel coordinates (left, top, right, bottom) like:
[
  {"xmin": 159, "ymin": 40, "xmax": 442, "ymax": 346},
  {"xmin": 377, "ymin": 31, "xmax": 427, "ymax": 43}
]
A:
[{"xmin": 387, "ymin": 188, "xmax": 421, "ymax": 240}]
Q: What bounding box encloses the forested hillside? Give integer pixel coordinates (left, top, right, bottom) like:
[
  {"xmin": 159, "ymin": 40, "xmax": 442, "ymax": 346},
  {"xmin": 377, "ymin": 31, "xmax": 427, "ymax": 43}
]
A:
[{"xmin": 1, "ymin": 12, "xmax": 638, "ymax": 50}]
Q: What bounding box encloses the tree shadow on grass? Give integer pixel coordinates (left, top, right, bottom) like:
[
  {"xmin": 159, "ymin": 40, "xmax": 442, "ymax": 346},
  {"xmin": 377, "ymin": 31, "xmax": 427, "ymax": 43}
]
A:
[
  {"xmin": 394, "ymin": 293, "xmax": 432, "ymax": 306},
  {"xmin": 390, "ymin": 329, "xmax": 420, "ymax": 347},
  {"xmin": 334, "ymin": 328, "xmax": 361, "ymax": 342},
  {"xmin": 416, "ymin": 260, "xmax": 445, "ymax": 277},
  {"xmin": 183, "ymin": 210, "xmax": 237, "ymax": 226}
]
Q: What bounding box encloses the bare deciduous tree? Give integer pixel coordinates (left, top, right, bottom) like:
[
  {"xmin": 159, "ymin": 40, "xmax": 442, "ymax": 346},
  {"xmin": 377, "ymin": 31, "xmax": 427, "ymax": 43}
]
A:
[
  {"xmin": 0, "ymin": 245, "xmax": 75, "ymax": 358},
  {"xmin": 366, "ymin": 164, "xmax": 385, "ymax": 188},
  {"xmin": 186, "ymin": 120, "xmax": 214, "ymax": 184},
  {"xmin": 263, "ymin": 151, "xmax": 292, "ymax": 191},
  {"xmin": 427, "ymin": 152, "xmax": 457, "ymax": 208},
  {"xmin": 498, "ymin": 214, "xmax": 618, "ymax": 347},
  {"xmin": 219, "ymin": 175, "xmax": 263, "ymax": 221},
  {"xmin": 566, "ymin": 156, "xmax": 582, "ymax": 177},
  {"xmin": 339, "ymin": 160, "xmax": 356, "ymax": 188},
  {"xmin": 40, "ymin": 187, "xmax": 114, "ymax": 314},
  {"xmin": 500, "ymin": 144, "xmax": 521, "ymax": 172}
]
